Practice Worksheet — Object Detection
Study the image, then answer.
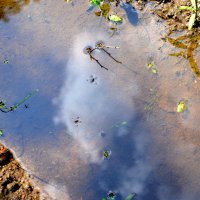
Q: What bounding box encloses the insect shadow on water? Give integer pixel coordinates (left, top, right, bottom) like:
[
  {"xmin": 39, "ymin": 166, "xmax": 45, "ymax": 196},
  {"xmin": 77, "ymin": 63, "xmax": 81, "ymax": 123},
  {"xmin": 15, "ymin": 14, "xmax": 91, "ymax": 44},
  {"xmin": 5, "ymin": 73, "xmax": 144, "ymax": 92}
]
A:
[
  {"xmin": 87, "ymin": 75, "xmax": 98, "ymax": 84},
  {"xmin": 72, "ymin": 117, "xmax": 82, "ymax": 126}
]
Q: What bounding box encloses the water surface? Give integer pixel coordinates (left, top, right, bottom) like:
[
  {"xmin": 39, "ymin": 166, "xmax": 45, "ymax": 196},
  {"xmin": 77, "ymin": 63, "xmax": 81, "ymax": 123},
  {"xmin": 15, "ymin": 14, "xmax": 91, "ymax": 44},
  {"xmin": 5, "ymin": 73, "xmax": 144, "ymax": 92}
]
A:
[{"xmin": 0, "ymin": 0, "xmax": 200, "ymax": 200}]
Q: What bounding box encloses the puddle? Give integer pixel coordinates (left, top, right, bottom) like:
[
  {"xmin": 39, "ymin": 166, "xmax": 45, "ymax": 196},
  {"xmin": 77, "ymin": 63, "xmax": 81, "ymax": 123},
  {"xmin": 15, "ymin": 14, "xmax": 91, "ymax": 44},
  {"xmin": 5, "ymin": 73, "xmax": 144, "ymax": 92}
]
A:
[{"xmin": 0, "ymin": 0, "xmax": 200, "ymax": 200}]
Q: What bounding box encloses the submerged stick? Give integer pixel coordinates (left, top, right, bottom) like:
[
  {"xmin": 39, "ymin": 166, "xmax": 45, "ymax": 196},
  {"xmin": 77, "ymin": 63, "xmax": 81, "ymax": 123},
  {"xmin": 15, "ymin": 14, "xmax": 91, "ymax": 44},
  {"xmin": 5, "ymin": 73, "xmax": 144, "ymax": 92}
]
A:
[
  {"xmin": 85, "ymin": 47, "xmax": 108, "ymax": 70},
  {"xmin": 90, "ymin": 54, "xmax": 109, "ymax": 70},
  {"xmin": 101, "ymin": 48, "xmax": 122, "ymax": 64},
  {"xmin": 95, "ymin": 42, "xmax": 122, "ymax": 64},
  {"xmin": 0, "ymin": 90, "xmax": 38, "ymax": 113}
]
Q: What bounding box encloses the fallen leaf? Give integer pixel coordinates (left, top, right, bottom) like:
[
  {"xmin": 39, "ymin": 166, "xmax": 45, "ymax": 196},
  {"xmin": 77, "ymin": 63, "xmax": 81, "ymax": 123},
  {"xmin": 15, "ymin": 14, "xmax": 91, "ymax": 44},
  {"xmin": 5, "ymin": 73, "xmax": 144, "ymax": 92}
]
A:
[
  {"xmin": 177, "ymin": 101, "xmax": 185, "ymax": 113},
  {"xmin": 109, "ymin": 14, "xmax": 122, "ymax": 22}
]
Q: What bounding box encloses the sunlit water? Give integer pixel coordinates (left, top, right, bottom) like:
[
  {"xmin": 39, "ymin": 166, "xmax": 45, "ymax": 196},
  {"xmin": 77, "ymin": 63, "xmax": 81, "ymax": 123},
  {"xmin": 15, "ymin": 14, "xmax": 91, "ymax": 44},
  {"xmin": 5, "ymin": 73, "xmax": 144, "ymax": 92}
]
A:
[{"xmin": 0, "ymin": 0, "xmax": 200, "ymax": 199}]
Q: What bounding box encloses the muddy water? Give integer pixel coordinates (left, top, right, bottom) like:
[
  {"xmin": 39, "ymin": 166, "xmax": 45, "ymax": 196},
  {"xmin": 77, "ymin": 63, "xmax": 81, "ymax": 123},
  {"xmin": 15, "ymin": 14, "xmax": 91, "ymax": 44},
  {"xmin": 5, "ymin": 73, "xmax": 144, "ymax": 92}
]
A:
[{"xmin": 0, "ymin": 0, "xmax": 200, "ymax": 200}]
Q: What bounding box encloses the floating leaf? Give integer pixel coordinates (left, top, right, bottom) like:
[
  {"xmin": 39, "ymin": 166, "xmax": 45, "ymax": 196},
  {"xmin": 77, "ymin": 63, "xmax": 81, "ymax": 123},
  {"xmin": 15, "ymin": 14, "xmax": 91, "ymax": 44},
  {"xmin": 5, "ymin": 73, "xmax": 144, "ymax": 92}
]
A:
[
  {"xmin": 177, "ymin": 101, "xmax": 185, "ymax": 113},
  {"xmin": 151, "ymin": 68, "xmax": 157, "ymax": 74},
  {"xmin": 0, "ymin": 130, "xmax": 3, "ymax": 136},
  {"xmin": 188, "ymin": 13, "xmax": 196, "ymax": 30},
  {"xmin": 147, "ymin": 63, "xmax": 153, "ymax": 68},
  {"xmin": 125, "ymin": 193, "xmax": 136, "ymax": 200},
  {"xmin": 109, "ymin": 14, "xmax": 122, "ymax": 22},
  {"xmin": 102, "ymin": 198, "xmax": 107, "ymax": 200},
  {"xmin": 148, "ymin": 63, "xmax": 157, "ymax": 74}
]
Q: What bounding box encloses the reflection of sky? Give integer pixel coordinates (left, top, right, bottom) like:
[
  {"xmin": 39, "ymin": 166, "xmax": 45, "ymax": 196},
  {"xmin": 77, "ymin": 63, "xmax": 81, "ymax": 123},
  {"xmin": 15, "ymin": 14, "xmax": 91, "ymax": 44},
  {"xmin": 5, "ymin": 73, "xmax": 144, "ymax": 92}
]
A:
[{"xmin": 0, "ymin": 0, "xmax": 200, "ymax": 200}]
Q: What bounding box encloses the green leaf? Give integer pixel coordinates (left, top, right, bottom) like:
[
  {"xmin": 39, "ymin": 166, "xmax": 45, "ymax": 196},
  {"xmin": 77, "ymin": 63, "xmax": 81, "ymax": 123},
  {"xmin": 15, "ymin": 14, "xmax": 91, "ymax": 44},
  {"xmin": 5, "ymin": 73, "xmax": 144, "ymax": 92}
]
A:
[
  {"xmin": 188, "ymin": 13, "xmax": 196, "ymax": 30},
  {"xmin": 0, "ymin": 130, "xmax": 3, "ymax": 136},
  {"xmin": 178, "ymin": 6, "xmax": 194, "ymax": 11},
  {"xmin": 101, "ymin": 198, "xmax": 107, "ymax": 200},
  {"xmin": 177, "ymin": 101, "xmax": 185, "ymax": 113},
  {"xmin": 91, "ymin": 0, "xmax": 102, "ymax": 6},
  {"xmin": 109, "ymin": 14, "xmax": 122, "ymax": 22},
  {"xmin": 125, "ymin": 193, "xmax": 136, "ymax": 200}
]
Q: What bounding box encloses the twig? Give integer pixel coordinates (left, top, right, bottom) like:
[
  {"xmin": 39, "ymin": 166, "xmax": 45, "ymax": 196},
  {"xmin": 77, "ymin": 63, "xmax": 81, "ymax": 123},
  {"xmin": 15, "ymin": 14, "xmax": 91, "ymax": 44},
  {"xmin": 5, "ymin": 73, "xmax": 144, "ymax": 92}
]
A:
[
  {"xmin": 101, "ymin": 48, "xmax": 122, "ymax": 64},
  {"xmin": 86, "ymin": 47, "xmax": 108, "ymax": 70},
  {"xmin": 89, "ymin": 54, "xmax": 108, "ymax": 70}
]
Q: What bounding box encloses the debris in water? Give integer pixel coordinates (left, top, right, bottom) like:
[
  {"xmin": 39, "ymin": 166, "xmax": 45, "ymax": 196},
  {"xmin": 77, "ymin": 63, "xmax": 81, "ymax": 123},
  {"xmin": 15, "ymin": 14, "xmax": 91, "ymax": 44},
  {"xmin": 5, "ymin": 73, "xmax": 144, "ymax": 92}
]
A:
[
  {"xmin": 111, "ymin": 121, "xmax": 128, "ymax": 128},
  {"xmin": 125, "ymin": 193, "xmax": 137, "ymax": 200},
  {"xmin": 83, "ymin": 41, "xmax": 121, "ymax": 70},
  {"xmin": 107, "ymin": 191, "xmax": 116, "ymax": 200},
  {"xmin": 147, "ymin": 62, "xmax": 158, "ymax": 74},
  {"xmin": 167, "ymin": 33, "xmax": 200, "ymax": 78},
  {"xmin": 103, "ymin": 150, "xmax": 111, "ymax": 159},
  {"xmin": 24, "ymin": 104, "xmax": 29, "ymax": 109}
]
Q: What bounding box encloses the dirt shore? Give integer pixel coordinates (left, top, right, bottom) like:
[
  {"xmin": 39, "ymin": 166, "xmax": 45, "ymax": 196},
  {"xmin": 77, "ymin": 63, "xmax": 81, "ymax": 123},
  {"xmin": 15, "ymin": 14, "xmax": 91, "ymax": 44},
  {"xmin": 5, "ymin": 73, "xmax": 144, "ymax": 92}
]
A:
[{"xmin": 0, "ymin": 143, "xmax": 40, "ymax": 200}]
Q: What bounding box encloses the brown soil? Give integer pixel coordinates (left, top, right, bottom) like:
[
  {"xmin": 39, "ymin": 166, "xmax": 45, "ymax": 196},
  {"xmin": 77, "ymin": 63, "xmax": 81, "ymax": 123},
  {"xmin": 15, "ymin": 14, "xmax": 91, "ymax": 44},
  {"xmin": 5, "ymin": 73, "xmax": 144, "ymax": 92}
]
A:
[
  {"xmin": 151, "ymin": 0, "xmax": 200, "ymax": 32},
  {"xmin": 0, "ymin": 143, "xmax": 40, "ymax": 200}
]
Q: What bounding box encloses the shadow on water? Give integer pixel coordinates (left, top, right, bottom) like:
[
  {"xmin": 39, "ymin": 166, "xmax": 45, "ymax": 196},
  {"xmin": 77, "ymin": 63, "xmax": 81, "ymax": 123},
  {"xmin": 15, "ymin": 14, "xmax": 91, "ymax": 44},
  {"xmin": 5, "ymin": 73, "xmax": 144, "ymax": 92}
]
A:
[
  {"xmin": 0, "ymin": 0, "xmax": 40, "ymax": 22},
  {"xmin": 121, "ymin": 2, "xmax": 138, "ymax": 26}
]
